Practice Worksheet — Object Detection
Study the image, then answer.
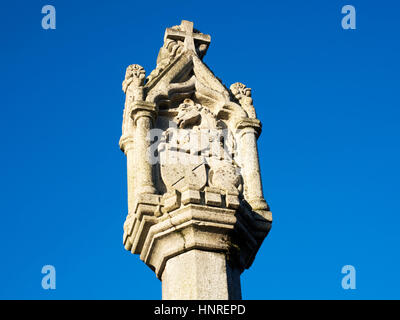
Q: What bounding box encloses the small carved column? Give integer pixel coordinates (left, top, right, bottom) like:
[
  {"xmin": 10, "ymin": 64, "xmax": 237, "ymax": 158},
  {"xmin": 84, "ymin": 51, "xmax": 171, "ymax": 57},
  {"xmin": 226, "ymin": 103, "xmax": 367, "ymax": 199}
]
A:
[
  {"xmin": 235, "ymin": 118, "xmax": 271, "ymax": 220},
  {"xmin": 120, "ymin": 65, "xmax": 145, "ymax": 210},
  {"xmin": 120, "ymin": 65, "xmax": 158, "ymax": 212},
  {"xmin": 120, "ymin": 135, "xmax": 136, "ymax": 211},
  {"xmin": 131, "ymin": 102, "xmax": 158, "ymax": 194}
]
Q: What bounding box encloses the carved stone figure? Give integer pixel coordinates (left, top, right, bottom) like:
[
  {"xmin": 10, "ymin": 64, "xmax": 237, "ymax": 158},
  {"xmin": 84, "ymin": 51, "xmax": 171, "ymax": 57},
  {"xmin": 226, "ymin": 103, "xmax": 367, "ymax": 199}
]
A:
[{"xmin": 119, "ymin": 20, "xmax": 272, "ymax": 300}]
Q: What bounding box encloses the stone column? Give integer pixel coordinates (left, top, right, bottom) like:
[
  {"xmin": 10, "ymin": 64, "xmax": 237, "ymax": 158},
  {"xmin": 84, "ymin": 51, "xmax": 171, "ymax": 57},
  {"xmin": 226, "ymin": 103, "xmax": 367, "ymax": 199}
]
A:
[
  {"xmin": 120, "ymin": 64, "xmax": 149, "ymax": 209},
  {"xmin": 120, "ymin": 135, "xmax": 136, "ymax": 211},
  {"xmin": 131, "ymin": 101, "xmax": 158, "ymax": 194},
  {"xmin": 120, "ymin": 101, "xmax": 160, "ymax": 253},
  {"xmin": 162, "ymin": 250, "xmax": 241, "ymax": 300},
  {"xmin": 138, "ymin": 197, "xmax": 254, "ymax": 300},
  {"xmin": 236, "ymin": 118, "xmax": 270, "ymax": 219}
]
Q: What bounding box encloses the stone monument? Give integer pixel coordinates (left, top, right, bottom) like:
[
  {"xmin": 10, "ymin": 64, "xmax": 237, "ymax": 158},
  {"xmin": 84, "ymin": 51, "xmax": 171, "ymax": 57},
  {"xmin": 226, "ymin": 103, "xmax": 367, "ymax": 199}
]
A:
[{"xmin": 119, "ymin": 20, "xmax": 272, "ymax": 300}]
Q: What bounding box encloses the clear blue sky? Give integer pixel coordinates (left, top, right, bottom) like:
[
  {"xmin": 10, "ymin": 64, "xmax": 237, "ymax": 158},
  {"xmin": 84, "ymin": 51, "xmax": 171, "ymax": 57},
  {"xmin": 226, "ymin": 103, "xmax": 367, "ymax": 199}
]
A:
[{"xmin": 1, "ymin": 0, "xmax": 399, "ymax": 299}]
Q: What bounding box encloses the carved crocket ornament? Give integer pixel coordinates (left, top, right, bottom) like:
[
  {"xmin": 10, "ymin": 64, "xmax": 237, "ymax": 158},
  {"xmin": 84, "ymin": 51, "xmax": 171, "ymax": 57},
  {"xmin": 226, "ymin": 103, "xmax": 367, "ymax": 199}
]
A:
[
  {"xmin": 230, "ymin": 82, "xmax": 257, "ymax": 119},
  {"xmin": 121, "ymin": 64, "xmax": 146, "ymax": 138}
]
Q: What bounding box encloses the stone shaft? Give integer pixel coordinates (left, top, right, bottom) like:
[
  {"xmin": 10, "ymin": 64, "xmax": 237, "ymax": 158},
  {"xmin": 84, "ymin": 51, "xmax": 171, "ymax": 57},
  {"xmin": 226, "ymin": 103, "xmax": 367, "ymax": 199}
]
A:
[
  {"xmin": 161, "ymin": 250, "xmax": 241, "ymax": 300},
  {"xmin": 134, "ymin": 115, "xmax": 156, "ymax": 194},
  {"xmin": 238, "ymin": 127, "xmax": 264, "ymax": 202},
  {"xmin": 125, "ymin": 143, "xmax": 136, "ymax": 211}
]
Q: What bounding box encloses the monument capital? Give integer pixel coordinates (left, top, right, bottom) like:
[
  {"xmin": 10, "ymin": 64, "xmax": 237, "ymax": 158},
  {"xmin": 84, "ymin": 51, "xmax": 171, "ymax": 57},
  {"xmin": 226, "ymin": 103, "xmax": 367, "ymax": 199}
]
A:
[
  {"xmin": 130, "ymin": 101, "xmax": 158, "ymax": 126},
  {"xmin": 119, "ymin": 20, "xmax": 272, "ymax": 300}
]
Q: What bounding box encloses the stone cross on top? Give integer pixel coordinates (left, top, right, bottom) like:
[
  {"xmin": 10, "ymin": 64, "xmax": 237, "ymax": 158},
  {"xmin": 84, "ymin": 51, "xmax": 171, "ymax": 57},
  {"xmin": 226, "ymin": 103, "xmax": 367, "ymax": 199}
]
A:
[{"xmin": 164, "ymin": 20, "xmax": 211, "ymax": 53}]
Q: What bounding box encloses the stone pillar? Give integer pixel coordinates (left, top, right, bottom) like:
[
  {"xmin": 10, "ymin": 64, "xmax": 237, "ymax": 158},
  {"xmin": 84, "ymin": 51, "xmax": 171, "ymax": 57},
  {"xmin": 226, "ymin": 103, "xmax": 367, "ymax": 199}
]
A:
[
  {"xmin": 120, "ymin": 101, "xmax": 160, "ymax": 253},
  {"xmin": 236, "ymin": 118, "xmax": 271, "ymax": 220},
  {"xmin": 131, "ymin": 101, "xmax": 158, "ymax": 194},
  {"xmin": 120, "ymin": 64, "xmax": 149, "ymax": 209},
  {"xmin": 120, "ymin": 102, "xmax": 157, "ymax": 208},
  {"xmin": 162, "ymin": 250, "xmax": 241, "ymax": 300},
  {"xmin": 120, "ymin": 135, "xmax": 136, "ymax": 211}
]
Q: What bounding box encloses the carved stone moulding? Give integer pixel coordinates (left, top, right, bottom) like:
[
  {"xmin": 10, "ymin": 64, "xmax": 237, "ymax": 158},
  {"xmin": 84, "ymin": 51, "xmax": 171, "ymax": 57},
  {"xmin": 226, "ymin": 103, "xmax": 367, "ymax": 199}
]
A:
[
  {"xmin": 123, "ymin": 193, "xmax": 161, "ymax": 253},
  {"xmin": 137, "ymin": 195, "xmax": 271, "ymax": 279}
]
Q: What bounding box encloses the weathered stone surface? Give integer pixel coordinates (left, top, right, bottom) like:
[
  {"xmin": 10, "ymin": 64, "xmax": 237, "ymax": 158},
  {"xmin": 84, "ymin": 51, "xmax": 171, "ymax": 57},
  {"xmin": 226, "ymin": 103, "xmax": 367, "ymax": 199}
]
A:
[
  {"xmin": 119, "ymin": 20, "xmax": 272, "ymax": 300},
  {"xmin": 162, "ymin": 250, "xmax": 241, "ymax": 300}
]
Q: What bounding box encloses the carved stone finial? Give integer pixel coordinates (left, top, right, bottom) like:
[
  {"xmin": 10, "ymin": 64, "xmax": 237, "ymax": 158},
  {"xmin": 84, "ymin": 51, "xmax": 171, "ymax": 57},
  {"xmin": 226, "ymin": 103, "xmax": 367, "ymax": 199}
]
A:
[
  {"xmin": 120, "ymin": 65, "xmax": 148, "ymax": 151},
  {"xmin": 122, "ymin": 64, "xmax": 146, "ymax": 93},
  {"xmin": 230, "ymin": 82, "xmax": 257, "ymax": 119},
  {"xmin": 164, "ymin": 20, "xmax": 211, "ymax": 56},
  {"xmin": 147, "ymin": 21, "xmax": 211, "ymax": 84},
  {"xmin": 230, "ymin": 82, "xmax": 251, "ymax": 99}
]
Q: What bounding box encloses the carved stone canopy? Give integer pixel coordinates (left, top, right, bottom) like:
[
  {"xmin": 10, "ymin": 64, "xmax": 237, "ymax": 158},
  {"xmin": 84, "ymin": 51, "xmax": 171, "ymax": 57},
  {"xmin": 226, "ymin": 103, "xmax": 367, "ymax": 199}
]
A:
[{"xmin": 119, "ymin": 20, "xmax": 272, "ymax": 284}]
